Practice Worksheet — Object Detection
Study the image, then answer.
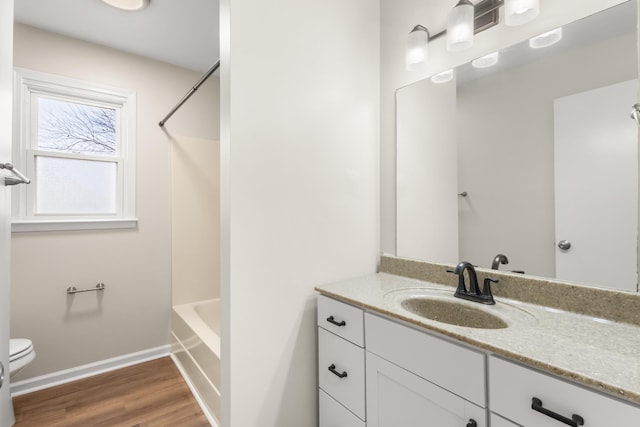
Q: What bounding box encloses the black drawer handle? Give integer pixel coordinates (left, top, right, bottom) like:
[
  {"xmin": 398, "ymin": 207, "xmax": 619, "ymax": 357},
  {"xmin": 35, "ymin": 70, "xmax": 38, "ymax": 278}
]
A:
[
  {"xmin": 466, "ymin": 419, "xmax": 477, "ymax": 427},
  {"xmin": 328, "ymin": 364, "xmax": 348, "ymax": 379},
  {"xmin": 326, "ymin": 316, "xmax": 346, "ymax": 327},
  {"xmin": 531, "ymin": 397, "xmax": 584, "ymax": 426}
]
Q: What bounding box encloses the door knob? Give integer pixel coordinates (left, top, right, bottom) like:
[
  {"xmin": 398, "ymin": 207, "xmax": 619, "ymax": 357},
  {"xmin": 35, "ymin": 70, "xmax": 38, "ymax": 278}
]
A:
[
  {"xmin": 631, "ymin": 103, "xmax": 640, "ymax": 124},
  {"xmin": 558, "ymin": 240, "xmax": 572, "ymax": 250}
]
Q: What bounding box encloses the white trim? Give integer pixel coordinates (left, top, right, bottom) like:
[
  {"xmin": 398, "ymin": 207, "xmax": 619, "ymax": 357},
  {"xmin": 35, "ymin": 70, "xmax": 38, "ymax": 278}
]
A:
[
  {"xmin": 10, "ymin": 345, "xmax": 169, "ymax": 397},
  {"xmin": 12, "ymin": 218, "xmax": 138, "ymax": 233},
  {"xmin": 170, "ymin": 353, "xmax": 219, "ymax": 427},
  {"xmin": 12, "ymin": 67, "xmax": 137, "ymax": 231}
]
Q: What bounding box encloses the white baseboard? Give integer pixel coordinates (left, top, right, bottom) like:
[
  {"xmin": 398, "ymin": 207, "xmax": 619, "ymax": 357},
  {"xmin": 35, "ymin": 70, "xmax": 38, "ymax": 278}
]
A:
[{"xmin": 10, "ymin": 345, "xmax": 171, "ymax": 397}]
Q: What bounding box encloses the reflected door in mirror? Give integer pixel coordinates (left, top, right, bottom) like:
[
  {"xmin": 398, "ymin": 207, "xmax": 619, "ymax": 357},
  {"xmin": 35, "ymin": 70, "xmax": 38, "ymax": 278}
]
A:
[{"xmin": 554, "ymin": 79, "xmax": 638, "ymax": 292}]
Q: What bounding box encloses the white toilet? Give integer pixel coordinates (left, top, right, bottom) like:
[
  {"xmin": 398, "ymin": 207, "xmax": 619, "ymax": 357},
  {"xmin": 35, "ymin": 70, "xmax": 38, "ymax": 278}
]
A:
[{"xmin": 9, "ymin": 338, "xmax": 35, "ymax": 380}]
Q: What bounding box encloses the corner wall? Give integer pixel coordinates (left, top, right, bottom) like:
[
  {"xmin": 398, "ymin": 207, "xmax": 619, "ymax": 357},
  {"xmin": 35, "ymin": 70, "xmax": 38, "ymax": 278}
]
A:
[
  {"xmin": 10, "ymin": 24, "xmax": 218, "ymax": 379},
  {"xmin": 219, "ymin": 0, "xmax": 380, "ymax": 425}
]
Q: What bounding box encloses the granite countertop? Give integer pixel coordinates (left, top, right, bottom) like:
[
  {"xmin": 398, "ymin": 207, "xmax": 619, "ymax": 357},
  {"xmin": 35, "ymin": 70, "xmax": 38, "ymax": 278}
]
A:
[{"xmin": 315, "ymin": 272, "xmax": 640, "ymax": 406}]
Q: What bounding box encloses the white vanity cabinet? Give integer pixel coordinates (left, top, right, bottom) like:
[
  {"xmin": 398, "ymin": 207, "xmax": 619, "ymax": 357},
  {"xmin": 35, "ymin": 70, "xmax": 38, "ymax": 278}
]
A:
[
  {"xmin": 489, "ymin": 414, "xmax": 519, "ymax": 427},
  {"xmin": 317, "ymin": 295, "xmax": 366, "ymax": 427},
  {"xmin": 489, "ymin": 356, "xmax": 640, "ymax": 426},
  {"xmin": 317, "ymin": 293, "xmax": 640, "ymax": 427},
  {"xmin": 365, "ymin": 313, "xmax": 487, "ymax": 427}
]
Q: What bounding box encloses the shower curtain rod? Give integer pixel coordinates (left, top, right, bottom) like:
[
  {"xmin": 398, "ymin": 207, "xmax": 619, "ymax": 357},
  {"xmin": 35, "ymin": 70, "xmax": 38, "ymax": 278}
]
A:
[{"xmin": 159, "ymin": 59, "xmax": 221, "ymax": 127}]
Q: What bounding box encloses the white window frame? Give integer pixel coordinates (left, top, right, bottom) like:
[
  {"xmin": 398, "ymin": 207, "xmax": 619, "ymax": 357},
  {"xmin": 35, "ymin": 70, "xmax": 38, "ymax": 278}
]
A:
[{"xmin": 12, "ymin": 68, "xmax": 137, "ymax": 232}]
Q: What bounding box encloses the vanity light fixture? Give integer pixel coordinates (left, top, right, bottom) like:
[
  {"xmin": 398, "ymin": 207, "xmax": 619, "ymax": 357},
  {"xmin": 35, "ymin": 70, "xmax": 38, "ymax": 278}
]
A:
[
  {"xmin": 100, "ymin": 0, "xmax": 150, "ymax": 11},
  {"xmin": 406, "ymin": 0, "xmax": 540, "ymax": 71},
  {"xmin": 406, "ymin": 25, "xmax": 432, "ymax": 71},
  {"xmin": 431, "ymin": 69, "xmax": 455, "ymax": 84},
  {"xmin": 471, "ymin": 51, "xmax": 499, "ymax": 68},
  {"xmin": 529, "ymin": 27, "xmax": 563, "ymax": 49},
  {"xmin": 447, "ymin": 0, "xmax": 475, "ymax": 52}
]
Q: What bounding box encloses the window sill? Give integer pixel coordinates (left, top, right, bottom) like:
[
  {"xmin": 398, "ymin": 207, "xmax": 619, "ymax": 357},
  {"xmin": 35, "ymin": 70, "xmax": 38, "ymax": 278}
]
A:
[{"xmin": 11, "ymin": 218, "xmax": 138, "ymax": 233}]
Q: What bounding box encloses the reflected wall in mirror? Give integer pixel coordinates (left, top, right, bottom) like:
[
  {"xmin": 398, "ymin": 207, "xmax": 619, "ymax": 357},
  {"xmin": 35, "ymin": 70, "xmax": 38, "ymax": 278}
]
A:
[{"xmin": 396, "ymin": 1, "xmax": 639, "ymax": 292}]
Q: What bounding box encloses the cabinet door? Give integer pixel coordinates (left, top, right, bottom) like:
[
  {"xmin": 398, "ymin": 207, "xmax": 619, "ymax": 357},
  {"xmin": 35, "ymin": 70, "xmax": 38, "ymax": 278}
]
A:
[
  {"xmin": 490, "ymin": 413, "xmax": 521, "ymax": 427},
  {"xmin": 365, "ymin": 313, "xmax": 485, "ymax": 406},
  {"xmin": 366, "ymin": 352, "xmax": 486, "ymax": 427}
]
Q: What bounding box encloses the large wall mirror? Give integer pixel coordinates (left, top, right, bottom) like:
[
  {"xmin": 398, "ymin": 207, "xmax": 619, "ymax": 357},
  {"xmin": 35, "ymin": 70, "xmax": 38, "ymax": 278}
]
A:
[{"xmin": 396, "ymin": 0, "xmax": 639, "ymax": 292}]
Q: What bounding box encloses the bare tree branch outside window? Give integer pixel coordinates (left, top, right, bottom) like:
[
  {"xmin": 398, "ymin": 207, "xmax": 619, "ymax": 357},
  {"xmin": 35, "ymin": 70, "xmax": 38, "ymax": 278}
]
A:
[{"xmin": 38, "ymin": 98, "xmax": 117, "ymax": 155}]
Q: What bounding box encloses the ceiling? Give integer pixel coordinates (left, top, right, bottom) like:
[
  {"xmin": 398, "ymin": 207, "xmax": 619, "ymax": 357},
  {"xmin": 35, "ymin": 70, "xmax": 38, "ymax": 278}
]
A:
[{"xmin": 14, "ymin": 0, "xmax": 219, "ymax": 74}]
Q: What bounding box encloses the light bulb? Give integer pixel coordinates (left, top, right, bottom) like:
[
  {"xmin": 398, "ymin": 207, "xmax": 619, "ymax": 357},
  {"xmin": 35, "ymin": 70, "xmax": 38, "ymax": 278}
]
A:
[
  {"xmin": 101, "ymin": 0, "xmax": 150, "ymax": 11},
  {"xmin": 529, "ymin": 28, "xmax": 563, "ymax": 49},
  {"xmin": 431, "ymin": 69, "xmax": 454, "ymax": 84},
  {"xmin": 472, "ymin": 52, "xmax": 499, "ymax": 68},
  {"xmin": 504, "ymin": 0, "xmax": 539, "ymax": 26}
]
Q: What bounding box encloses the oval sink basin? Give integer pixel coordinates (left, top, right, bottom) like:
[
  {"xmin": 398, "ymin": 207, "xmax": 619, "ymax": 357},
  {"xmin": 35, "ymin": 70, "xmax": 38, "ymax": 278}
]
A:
[
  {"xmin": 383, "ymin": 288, "xmax": 537, "ymax": 330},
  {"xmin": 400, "ymin": 297, "xmax": 508, "ymax": 329}
]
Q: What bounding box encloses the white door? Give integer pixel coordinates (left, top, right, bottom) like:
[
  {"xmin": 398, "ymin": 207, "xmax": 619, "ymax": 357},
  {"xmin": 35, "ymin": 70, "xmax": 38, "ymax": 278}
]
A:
[
  {"xmin": 554, "ymin": 80, "xmax": 638, "ymax": 291},
  {"xmin": 0, "ymin": 0, "xmax": 15, "ymax": 425},
  {"xmin": 365, "ymin": 352, "xmax": 486, "ymax": 427}
]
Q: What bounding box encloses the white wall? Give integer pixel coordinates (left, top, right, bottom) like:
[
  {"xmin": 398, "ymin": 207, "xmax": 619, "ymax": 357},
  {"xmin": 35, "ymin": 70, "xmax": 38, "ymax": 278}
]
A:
[
  {"xmin": 171, "ymin": 134, "xmax": 220, "ymax": 305},
  {"xmin": 11, "ymin": 24, "xmax": 218, "ymax": 379},
  {"xmin": 220, "ymin": 0, "xmax": 380, "ymax": 425},
  {"xmin": 381, "ymin": 0, "xmax": 629, "ymax": 256}
]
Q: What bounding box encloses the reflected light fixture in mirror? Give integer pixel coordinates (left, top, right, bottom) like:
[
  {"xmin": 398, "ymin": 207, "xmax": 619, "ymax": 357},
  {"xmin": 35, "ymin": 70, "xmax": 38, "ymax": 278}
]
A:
[
  {"xmin": 529, "ymin": 27, "xmax": 563, "ymax": 49},
  {"xmin": 431, "ymin": 69, "xmax": 455, "ymax": 83},
  {"xmin": 447, "ymin": 0, "xmax": 475, "ymax": 52},
  {"xmin": 504, "ymin": 0, "xmax": 540, "ymax": 26},
  {"xmin": 472, "ymin": 51, "xmax": 500, "ymax": 68},
  {"xmin": 406, "ymin": 0, "xmax": 540, "ymax": 71},
  {"xmin": 100, "ymin": 0, "xmax": 150, "ymax": 11}
]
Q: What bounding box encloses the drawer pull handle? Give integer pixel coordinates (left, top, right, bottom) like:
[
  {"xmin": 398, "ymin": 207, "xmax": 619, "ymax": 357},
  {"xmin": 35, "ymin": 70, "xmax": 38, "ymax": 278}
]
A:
[
  {"xmin": 531, "ymin": 397, "xmax": 584, "ymax": 426},
  {"xmin": 326, "ymin": 316, "xmax": 346, "ymax": 327},
  {"xmin": 466, "ymin": 419, "xmax": 477, "ymax": 427},
  {"xmin": 328, "ymin": 364, "xmax": 348, "ymax": 379}
]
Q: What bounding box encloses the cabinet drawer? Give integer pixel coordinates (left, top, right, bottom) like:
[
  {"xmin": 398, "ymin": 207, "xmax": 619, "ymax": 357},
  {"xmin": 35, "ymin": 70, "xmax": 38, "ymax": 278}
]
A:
[
  {"xmin": 318, "ymin": 328, "xmax": 366, "ymax": 420},
  {"xmin": 319, "ymin": 389, "xmax": 365, "ymax": 427},
  {"xmin": 317, "ymin": 295, "xmax": 364, "ymax": 346},
  {"xmin": 365, "ymin": 313, "xmax": 486, "ymax": 407},
  {"xmin": 489, "ymin": 356, "xmax": 640, "ymax": 426}
]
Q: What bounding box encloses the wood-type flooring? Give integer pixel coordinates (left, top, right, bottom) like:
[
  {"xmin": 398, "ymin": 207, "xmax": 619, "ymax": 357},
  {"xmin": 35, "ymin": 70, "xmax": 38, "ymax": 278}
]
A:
[{"xmin": 12, "ymin": 356, "xmax": 210, "ymax": 427}]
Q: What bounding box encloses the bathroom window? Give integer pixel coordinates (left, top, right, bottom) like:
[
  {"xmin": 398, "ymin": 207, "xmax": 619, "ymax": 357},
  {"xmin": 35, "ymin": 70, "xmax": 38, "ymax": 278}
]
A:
[{"xmin": 12, "ymin": 68, "xmax": 137, "ymax": 232}]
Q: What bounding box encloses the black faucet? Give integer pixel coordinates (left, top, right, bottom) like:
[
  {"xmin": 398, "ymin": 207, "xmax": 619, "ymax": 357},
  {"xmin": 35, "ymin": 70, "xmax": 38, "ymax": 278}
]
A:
[
  {"xmin": 491, "ymin": 254, "xmax": 509, "ymax": 270},
  {"xmin": 447, "ymin": 261, "xmax": 497, "ymax": 305}
]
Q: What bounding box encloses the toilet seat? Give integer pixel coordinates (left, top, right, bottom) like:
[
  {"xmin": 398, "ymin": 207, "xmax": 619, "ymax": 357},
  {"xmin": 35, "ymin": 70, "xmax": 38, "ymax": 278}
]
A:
[
  {"xmin": 10, "ymin": 338, "xmax": 33, "ymax": 362},
  {"xmin": 9, "ymin": 338, "xmax": 35, "ymax": 378}
]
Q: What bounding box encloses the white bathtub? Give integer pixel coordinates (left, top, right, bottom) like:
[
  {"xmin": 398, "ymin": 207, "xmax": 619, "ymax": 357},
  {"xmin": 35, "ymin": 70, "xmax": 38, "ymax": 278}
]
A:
[{"xmin": 171, "ymin": 298, "xmax": 221, "ymax": 425}]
